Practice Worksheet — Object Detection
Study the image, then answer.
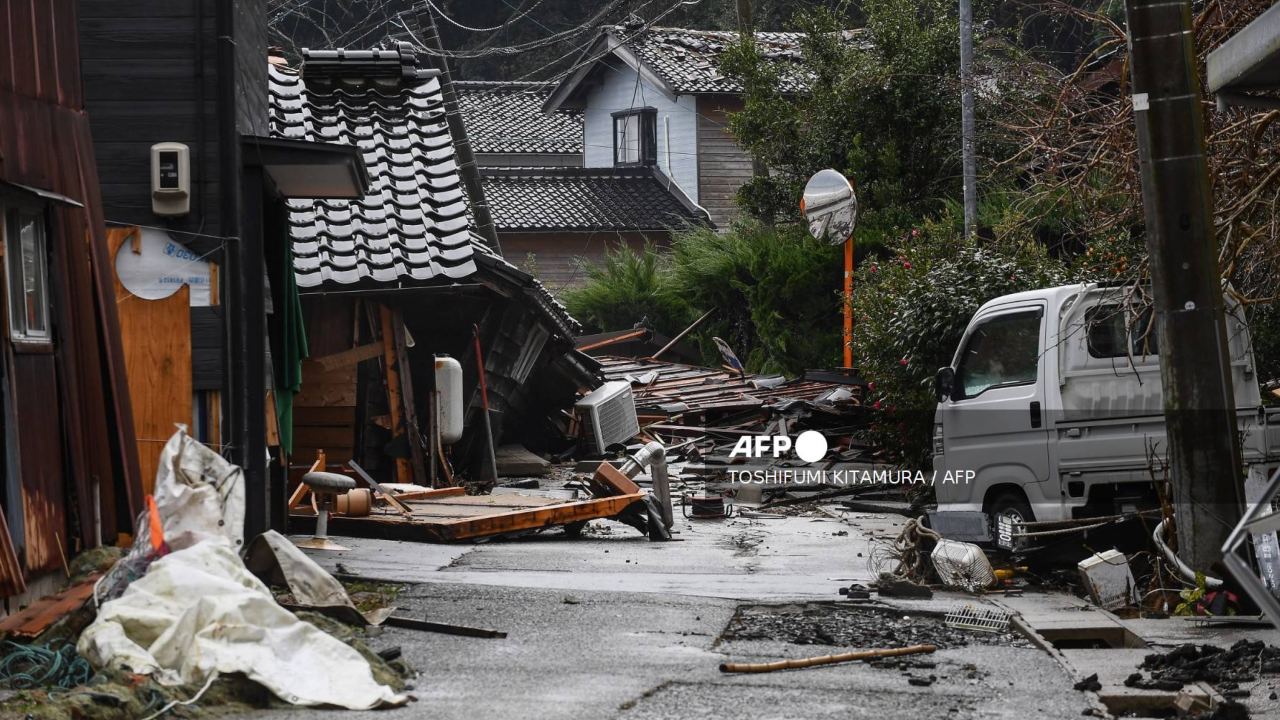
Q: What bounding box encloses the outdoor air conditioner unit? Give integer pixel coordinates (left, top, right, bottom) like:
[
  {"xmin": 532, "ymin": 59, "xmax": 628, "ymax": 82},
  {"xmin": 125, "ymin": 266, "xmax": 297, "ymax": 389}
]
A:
[{"xmin": 575, "ymin": 381, "xmax": 640, "ymax": 454}]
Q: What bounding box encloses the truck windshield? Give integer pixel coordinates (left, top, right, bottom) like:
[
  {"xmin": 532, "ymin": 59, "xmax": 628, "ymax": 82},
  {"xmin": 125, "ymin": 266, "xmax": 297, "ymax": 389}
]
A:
[{"xmin": 955, "ymin": 310, "xmax": 1042, "ymax": 399}]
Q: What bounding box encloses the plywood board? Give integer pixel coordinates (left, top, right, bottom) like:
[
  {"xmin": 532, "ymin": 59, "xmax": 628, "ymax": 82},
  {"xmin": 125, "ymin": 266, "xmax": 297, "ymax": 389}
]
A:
[
  {"xmin": 110, "ymin": 230, "xmax": 192, "ymax": 494},
  {"xmin": 0, "ymin": 575, "xmax": 99, "ymax": 638}
]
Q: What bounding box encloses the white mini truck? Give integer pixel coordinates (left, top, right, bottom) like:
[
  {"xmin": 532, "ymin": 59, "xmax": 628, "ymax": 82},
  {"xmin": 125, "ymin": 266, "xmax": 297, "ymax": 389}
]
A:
[{"xmin": 931, "ymin": 283, "xmax": 1280, "ymax": 546}]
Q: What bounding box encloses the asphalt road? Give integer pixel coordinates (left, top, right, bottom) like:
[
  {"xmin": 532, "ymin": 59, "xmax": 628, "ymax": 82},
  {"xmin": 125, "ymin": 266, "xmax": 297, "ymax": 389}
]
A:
[{"xmin": 228, "ymin": 510, "xmax": 1092, "ymax": 720}]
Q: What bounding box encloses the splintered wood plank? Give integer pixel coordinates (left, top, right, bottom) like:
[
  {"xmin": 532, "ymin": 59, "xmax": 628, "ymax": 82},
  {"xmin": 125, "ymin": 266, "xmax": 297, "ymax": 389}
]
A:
[
  {"xmin": 439, "ymin": 493, "xmax": 644, "ymax": 540},
  {"xmin": 592, "ymin": 462, "xmax": 641, "ymax": 497},
  {"xmin": 393, "ymin": 487, "xmax": 467, "ymax": 502},
  {"xmin": 0, "ymin": 575, "xmax": 100, "ymax": 638},
  {"xmin": 288, "ymin": 493, "xmax": 645, "ymax": 543},
  {"xmin": 417, "ymin": 494, "xmax": 566, "ymax": 509}
]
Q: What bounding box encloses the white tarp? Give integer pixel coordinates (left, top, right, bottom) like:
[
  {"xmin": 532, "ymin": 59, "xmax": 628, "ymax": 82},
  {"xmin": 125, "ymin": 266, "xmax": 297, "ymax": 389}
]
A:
[{"xmin": 78, "ymin": 428, "xmax": 405, "ymax": 709}]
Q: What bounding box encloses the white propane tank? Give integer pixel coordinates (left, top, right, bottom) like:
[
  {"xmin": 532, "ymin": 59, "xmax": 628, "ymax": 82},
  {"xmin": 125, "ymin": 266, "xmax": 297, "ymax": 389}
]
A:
[{"xmin": 434, "ymin": 355, "xmax": 464, "ymax": 445}]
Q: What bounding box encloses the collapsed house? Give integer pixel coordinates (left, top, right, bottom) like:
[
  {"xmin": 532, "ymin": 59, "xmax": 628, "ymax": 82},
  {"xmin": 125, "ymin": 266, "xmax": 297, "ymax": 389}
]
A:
[{"xmin": 267, "ymin": 46, "xmax": 599, "ymax": 494}]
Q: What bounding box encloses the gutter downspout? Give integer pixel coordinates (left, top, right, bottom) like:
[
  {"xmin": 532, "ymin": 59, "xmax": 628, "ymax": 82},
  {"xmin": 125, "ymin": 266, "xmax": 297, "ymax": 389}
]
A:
[{"xmin": 620, "ymin": 441, "xmax": 673, "ymax": 530}]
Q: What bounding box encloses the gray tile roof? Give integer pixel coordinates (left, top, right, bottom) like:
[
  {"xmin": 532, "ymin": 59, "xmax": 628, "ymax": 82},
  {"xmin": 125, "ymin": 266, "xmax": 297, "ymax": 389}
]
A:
[
  {"xmin": 268, "ymin": 47, "xmax": 579, "ymax": 335},
  {"xmin": 482, "ymin": 167, "xmax": 708, "ymax": 232},
  {"xmin": 269, "ymin": 48, "xmax": 480, "ymax": 289},
  {"xmin": 612, "ymin": 26, "xmax": 861, "ymax": 95},
  {"xmin": 455, "ymin": 81, "xmax": 583, "ymax": 154}
]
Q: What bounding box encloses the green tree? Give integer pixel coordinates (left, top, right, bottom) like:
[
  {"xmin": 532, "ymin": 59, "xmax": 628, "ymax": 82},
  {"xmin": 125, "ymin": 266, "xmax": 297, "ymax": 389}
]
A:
[
  {"xmin": 670, "ymin": 223, "xmax": 842, "ymax": 374},
  {"xmin": 852, "ymin": 208, "xmax": 1073, "ymax": 464},
  {"xmin": 562, "ymin": 243, "xmax": 692, "ymax": 337},
  {"xmin": 720, "ymin": 0, "xmax": 969, "ymax": 248}
]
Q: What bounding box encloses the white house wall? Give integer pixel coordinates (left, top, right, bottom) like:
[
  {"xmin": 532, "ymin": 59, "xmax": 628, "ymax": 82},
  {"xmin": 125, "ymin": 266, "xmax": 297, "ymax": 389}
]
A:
[{"xmin": 582, "ymin": 60, "xmax": 700, "ymax": 203}]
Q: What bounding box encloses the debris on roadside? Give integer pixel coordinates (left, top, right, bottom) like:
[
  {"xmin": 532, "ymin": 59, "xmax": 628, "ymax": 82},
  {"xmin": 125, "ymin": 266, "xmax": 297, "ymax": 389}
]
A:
[
  {"xmin": 719, "ymin": 643, "xmax": 937, "ymax": 674},
  {"xmin": 1073, "ymin": 673, "xmax": 1102, "ymax": 692},
  {"xmin": 721, "ymin": 603, "xmax": 1028, "ymax": 649},
  {"xmin": 930, "ymin": 539, "xmax": 995, "ymax": 592},
  {"xmin": 78, "ymin": 429, "xmax": 408, "ymax": 711},
  {"xmin": 876, "ymin": 573, "xmax": 934, "ymax": 599},
  {"xmin": 1077, "ymin": 549, "xmax": 1139, "ymax": 610},
  {"xmin": 1126, "ymin": 640, "xmax": 1280, "ymax": 692},
  {"xmin": 382, "ymin": 616, "xmax": 507, "ymax": 639},
  {"xmin": 942, "ymin": 605, "xmax": 1011, "ymax": 634}
]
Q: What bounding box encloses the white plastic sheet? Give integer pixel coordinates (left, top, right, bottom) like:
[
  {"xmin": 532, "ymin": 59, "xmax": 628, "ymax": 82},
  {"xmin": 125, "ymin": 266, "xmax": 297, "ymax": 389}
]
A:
[{"xmin": 78, "ymin": 428, "xmax": 406, "ymax": 709}]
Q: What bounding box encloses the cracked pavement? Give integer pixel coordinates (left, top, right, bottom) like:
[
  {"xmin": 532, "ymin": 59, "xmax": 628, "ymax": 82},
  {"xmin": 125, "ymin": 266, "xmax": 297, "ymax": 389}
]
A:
[{"xmin": 227, "ymin": 508, "xmax": 1092, "ymax": 719}]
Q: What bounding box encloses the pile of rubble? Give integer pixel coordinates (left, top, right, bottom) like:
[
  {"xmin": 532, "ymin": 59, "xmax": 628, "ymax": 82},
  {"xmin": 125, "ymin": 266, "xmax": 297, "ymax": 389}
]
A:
[{"xmin": 1127, "ymin": 640, "xmax": 1280, "ymax": 694}]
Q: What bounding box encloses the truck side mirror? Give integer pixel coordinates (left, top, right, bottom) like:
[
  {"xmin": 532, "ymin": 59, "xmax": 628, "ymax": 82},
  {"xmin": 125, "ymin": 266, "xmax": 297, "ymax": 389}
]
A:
[{"xmin": 935, "ymin": 366, "xmax": 955, "ymax": 402}]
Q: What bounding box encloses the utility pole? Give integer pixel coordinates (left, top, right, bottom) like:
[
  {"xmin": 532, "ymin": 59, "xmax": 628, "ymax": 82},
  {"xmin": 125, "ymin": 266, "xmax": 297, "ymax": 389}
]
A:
[
  {"xmin": 959, "ymin": 0, "xmax": 977, "ymax": 237},
  {"xmin": 736, "ymin": 0, "xmax": 753, "ymax": 38},
  {"xmin": 1124, "ymin": 0, "xmax": 1244, "ymax": 572}
]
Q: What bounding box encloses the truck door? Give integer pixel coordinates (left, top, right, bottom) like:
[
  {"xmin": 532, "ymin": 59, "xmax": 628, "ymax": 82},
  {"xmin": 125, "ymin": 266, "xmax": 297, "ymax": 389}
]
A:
[{"xmin": 940, "ymin": 305, "xmax": 1054, "ymax": 522}]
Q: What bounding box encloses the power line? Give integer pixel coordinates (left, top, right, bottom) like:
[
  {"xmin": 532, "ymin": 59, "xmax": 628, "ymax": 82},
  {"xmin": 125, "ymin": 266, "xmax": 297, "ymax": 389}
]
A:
[{"xmin": 422, "ymin": 0, "xmax": 509, "ymax": 32}]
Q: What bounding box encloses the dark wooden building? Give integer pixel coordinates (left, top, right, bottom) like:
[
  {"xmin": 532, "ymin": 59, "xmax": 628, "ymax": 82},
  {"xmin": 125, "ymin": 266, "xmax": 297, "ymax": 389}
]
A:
[
  {"xmin": 77, "ymin": 0, "xmax": 367, "ymax": 538},
  {"xmin": 0, "ymin": 0, "xmax": 143, "ymax": 602}
]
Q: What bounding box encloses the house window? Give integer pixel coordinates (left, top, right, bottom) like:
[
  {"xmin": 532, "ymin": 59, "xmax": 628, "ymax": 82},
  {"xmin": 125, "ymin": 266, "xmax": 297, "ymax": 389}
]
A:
[
  {"xmin": 613, "ymin": 108, "xmax": 656, "ymax": 166},
  {"xmin": 3, "ymin": 207, "xmax": 51, "ymax": 344}
]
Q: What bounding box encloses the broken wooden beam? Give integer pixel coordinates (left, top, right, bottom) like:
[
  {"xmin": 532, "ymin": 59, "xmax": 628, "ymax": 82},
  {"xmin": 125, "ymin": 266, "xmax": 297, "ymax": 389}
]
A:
[
  {"xmin": 384, "ymin": 615, "xmax": 507, "ymax": 638},
  {"xmin": 719, "ymin": 644, "xmax": 936, "ymax": 674},
  {"xmin": 591, "ymin": 462, "xmax": 640, "ymax": 497}
]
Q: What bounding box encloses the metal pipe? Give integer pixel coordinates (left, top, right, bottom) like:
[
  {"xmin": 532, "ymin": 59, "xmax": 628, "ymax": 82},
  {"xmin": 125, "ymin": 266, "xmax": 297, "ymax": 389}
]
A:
[
  {"xmin": 620, "ymin": 441, "xmax": 672, "ymax": 529},
  {"xmin": 1154, "ymin": 517, "xmax": 1224, "ymax": 588},
  {"xmin": 315, "ymin": 498, "xmax": 330, "ymax": 538}
]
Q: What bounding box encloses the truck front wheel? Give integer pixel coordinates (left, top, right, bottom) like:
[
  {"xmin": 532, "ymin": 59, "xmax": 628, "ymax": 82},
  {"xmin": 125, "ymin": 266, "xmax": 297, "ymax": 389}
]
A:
[{"xmin": 986, "ymin": 491, "xmax": 1033, "ymax": 550}]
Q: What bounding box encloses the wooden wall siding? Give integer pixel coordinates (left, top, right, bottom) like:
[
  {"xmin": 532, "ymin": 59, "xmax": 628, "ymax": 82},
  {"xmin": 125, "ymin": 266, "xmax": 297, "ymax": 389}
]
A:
[
  {"xmin": 302, "ymin": 294, "xmax": 357, "ymax": 358},
  {"xmin": 7, "ymin": 354, "xmax": 66, "ymax": 573},
  {"xmin": 292, "ymin": 365, "xmax": 358, "ymax": 487},
  {"xmin": 581, "ymin": 61, "xmax": 700, "ymax": 202},
  {"xmin": 695, "ymin": 96, "xmax": 753, "ymax": 229},
  {"xmin": 0, "ymin": 0, "xmax": 144, "ymax": 583},
  {"xmin": 0, "ymin": 0, "xmax": 83, "ymax": 110},
  {"xmin": 191, "ymin": 305, "xmax": 224, "ymax": 390},
  {"xmin": 78, "ymin": 0, "xmax": 224, "ymax": 255},
  {"xmin": 498, "ymin": 231, "xmax": 672, "ymax": 293},
  {"xmin": 109, "ymin": 229, "xmax": 193, "ymax": 494}
]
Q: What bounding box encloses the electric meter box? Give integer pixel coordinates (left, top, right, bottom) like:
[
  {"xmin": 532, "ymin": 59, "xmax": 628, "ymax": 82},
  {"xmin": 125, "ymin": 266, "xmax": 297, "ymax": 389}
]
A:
[{"xmin": 151, "ymin": 142, "xmax": 190, "ymax": 216}]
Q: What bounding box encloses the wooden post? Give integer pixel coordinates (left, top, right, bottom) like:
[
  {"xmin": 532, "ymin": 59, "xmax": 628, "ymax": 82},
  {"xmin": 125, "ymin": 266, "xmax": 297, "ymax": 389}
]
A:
[
  {"xmin": 391, "ymin": 309, "xmax": 429, "ymax": 485},
  {"xmin": 379, "ymin": 306, "xmax": 412, "ymax": 484}
]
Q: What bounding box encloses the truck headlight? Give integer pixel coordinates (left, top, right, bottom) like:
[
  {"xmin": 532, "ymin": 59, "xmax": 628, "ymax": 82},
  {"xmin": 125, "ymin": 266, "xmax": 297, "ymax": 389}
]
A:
[{"xmin": 933, "ymin": 423, "xmax": 944, "ymax": 455}]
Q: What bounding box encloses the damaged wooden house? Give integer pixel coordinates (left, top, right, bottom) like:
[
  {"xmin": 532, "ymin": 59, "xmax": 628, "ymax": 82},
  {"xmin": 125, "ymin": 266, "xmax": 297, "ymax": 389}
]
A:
[
  {"xmin": 268, "ymin": 45, "xmax": 651, "ymax": 539},
  {"xmin": 0, "ymin": 0, "xmax": 143, "ymax": 606}
]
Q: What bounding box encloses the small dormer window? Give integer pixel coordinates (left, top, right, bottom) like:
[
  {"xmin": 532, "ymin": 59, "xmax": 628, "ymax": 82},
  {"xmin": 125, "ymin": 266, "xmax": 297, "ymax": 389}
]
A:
[{"xmin": 613, "ymin": 108, "xmax": 657, "ymax": 166}]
